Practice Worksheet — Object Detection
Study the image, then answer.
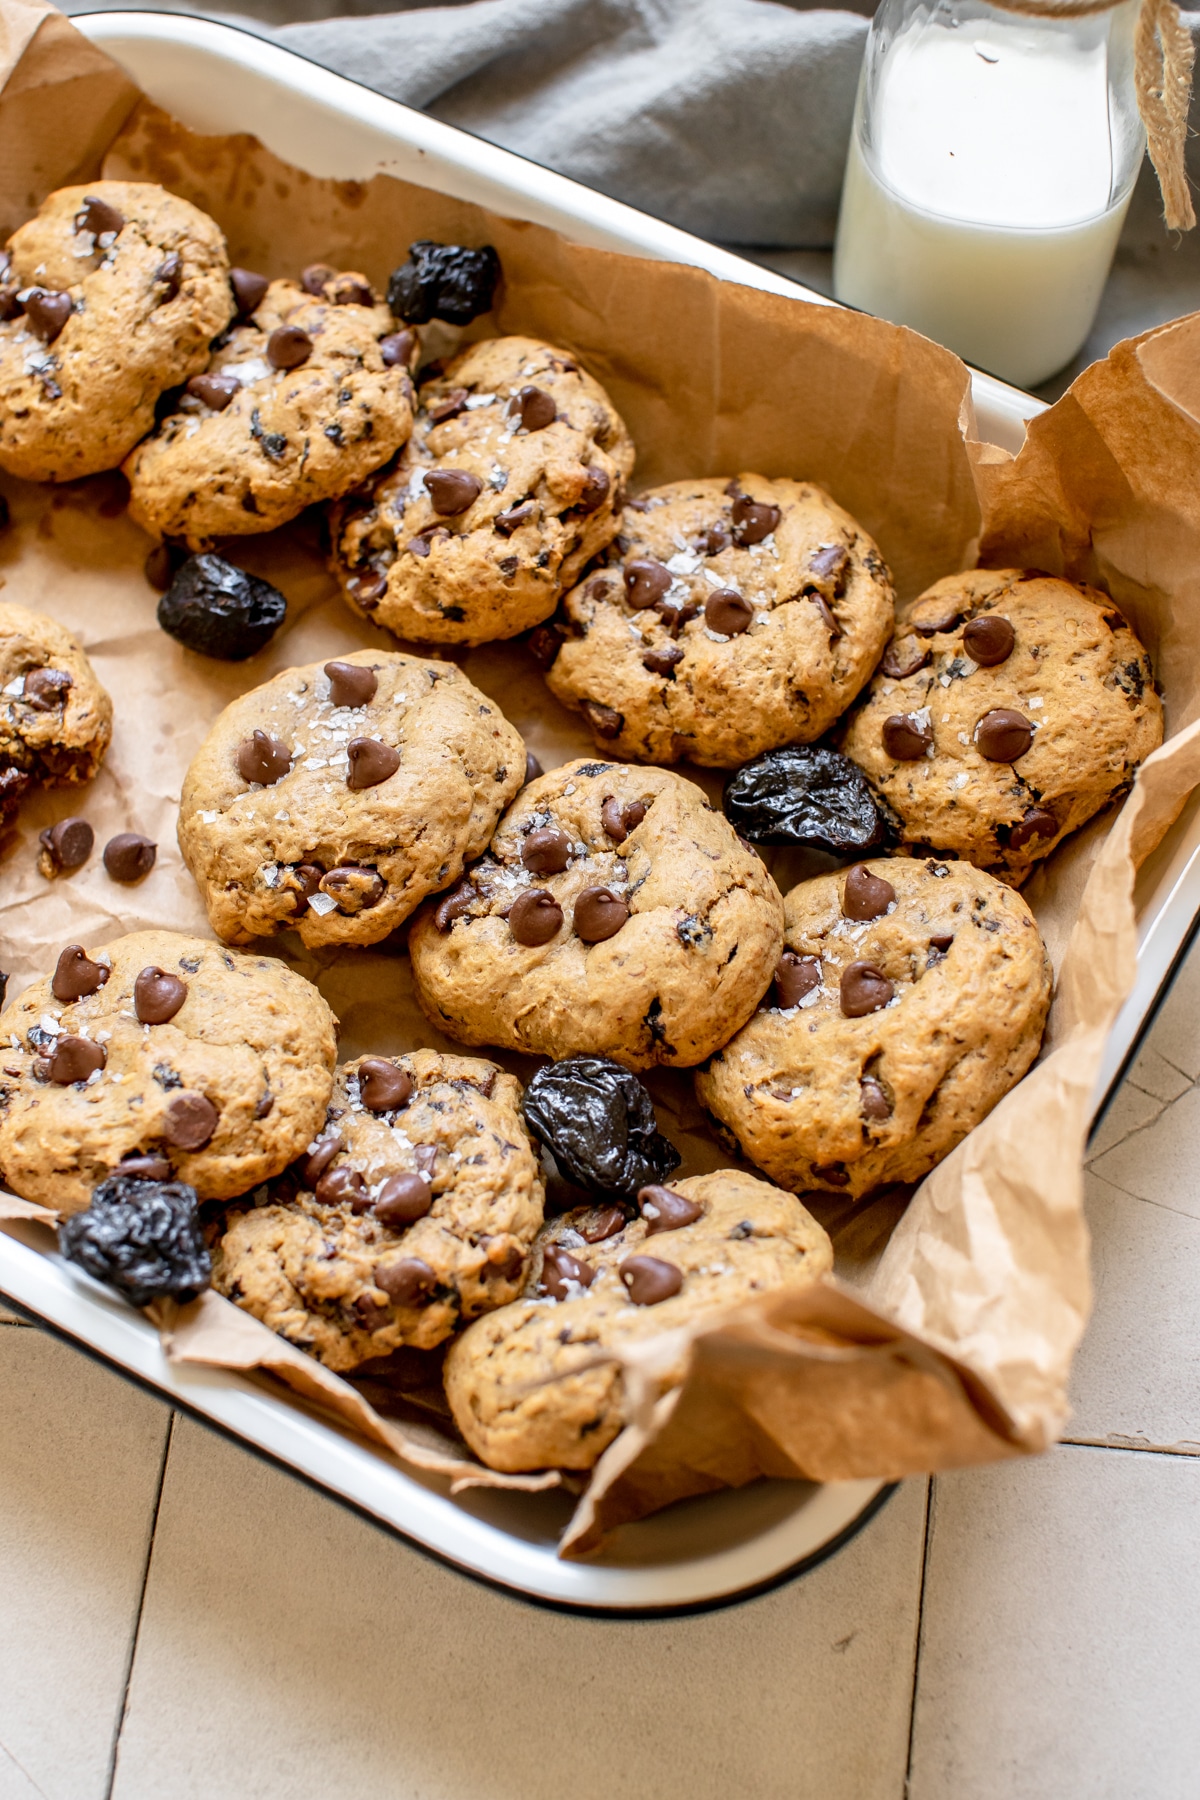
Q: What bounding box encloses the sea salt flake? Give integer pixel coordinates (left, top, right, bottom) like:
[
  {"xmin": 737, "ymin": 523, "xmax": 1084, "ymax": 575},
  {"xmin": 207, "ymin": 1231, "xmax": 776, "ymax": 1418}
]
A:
[
  {"xmin": 308, "ymin": 892, "xmax": 338, "ymax": 916},
  {"xmin": 39, "ymin": 1014, "xmax": 59, "ymax": 1037},
  {"xmin": 197, "ymin": 809, "xmax": 220, "ymax": 824},
  {"xmin": 2, "ymin": 677, "xmax": 23, "ymax": 696}
]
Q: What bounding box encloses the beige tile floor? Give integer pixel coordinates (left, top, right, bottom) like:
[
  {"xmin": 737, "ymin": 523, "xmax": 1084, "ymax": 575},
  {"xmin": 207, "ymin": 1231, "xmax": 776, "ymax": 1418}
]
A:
[{"xmin": 3, "ymin": 943, "xmax": 1200, "ymax": 1799}]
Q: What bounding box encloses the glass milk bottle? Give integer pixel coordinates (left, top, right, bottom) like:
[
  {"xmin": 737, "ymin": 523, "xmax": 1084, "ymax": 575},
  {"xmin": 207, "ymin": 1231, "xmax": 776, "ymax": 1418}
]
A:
[{"xmin": 833, "ymin": 0, "xmax": 1145, "ymax": 388}]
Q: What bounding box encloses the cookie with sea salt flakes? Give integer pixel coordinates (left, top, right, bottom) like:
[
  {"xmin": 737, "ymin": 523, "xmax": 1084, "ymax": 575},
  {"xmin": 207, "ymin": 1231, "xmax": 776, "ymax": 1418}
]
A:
[
  {"xmin": 541, "ymin": 475, "xmax": 894, "ymax": 767},
  {"xmin": 212, "ymin": 1050, "xmax": 545, "ymax": 1370},
  {"xmin": 407, "ymin": 757, "xmax": 784, "ymax": 1069},
  {"xmin": 178, "ymin": 649, "xmax": 525, "ymax": 948},
  {"xmin": 696, "ymin": 856, "xmax": 1052, "ymax": 1201},
  {"xmin": 0, "ymin": 602, "xmax": 112, "ymax": 828},
  {"xmin": 125, "ymin": 274, "xmax": 414, "ymax": 548},
  {"xmin": 444, "ymin": 1169, "xmax": 833, "ymax": 1472},
  {"xmin": 330, "ymin": 334, "xmax": 635, "ymax": 645},
  {"xmin": 0, "ymin": 182, "xmax": 233, "ymax": 484},
  {"xmin": 0, "ymin": 930, "xmax": 336, "ymax": 1215},
  {"xmin": 840, "ymin": 569, "xmax": 1163, "ymax": 883}
]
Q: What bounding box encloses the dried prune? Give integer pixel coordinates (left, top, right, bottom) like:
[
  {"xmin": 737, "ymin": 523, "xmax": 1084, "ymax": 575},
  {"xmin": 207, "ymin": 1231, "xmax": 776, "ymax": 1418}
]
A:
[
  {"xmin": 158, "ymin": 554, "xmax": 287, "ymax": 661},
  {"xmin": 723, "ymin": 745, "xmax": 886, "ymax": 855},
  {"xmin": 522, "ymin": 1054, "xmax": 680, "ymax": 1200},
  {"xmin": 58, "ymin": 1174, "xmax": 211, "ymax": 1308},
  {"xmin": 387, "ymin": 240, "xmax": 501, "ymax": 326}
]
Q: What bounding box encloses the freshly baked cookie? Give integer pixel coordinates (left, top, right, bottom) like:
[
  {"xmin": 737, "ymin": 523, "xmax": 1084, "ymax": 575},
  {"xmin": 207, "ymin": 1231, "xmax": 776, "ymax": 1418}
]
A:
[
  {"xmin": 213, "ymin": 1050, "xmax": 545, "ymax": 1370},
  {"xmin": 408, "ymin": 757, "xmax": 784, "ymax": 1068},
  {"xmin": 841, "ymin": 569, "xmax": 1163, "ymax": 883},
  {"xmin": 0, "ymin": 603, "xmax": 112, "ymax": 827},
  {"xmin": 696, "ymin": 856, "xmax": 1052, "ymax": 1200},
  {"xmin": 444, "ymin": 1169, "xmax": 833, "ymax": 1472},
  {"xmin": 0, "ymin": 930, "xmax": 336, "ymax": 1214},
  {"xmin": 544, "ymin": 475, "xmax": 894, "ymax": 767},
  {"xmin": 125, "ymin": 275, "xmax": 414, "ymax": 547},
  {"xmin": 331, "ymin": 335, "xmax": 634, "ymax": 645},
  {"xmin": 178, "ymin": 649, "xmax": 525, "ymax": 948},
  {"xmin": 0, "ymin": 182, "xmax": 232, "ymax": 483}
]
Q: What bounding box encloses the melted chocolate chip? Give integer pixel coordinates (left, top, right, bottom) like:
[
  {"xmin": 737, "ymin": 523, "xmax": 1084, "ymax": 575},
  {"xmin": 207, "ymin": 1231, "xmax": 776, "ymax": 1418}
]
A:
[
  {"xmin": 346, "ymin": 738, "xmax": 401, "ymax": 789},
  {"xmin": 522, "ymin": 826, "xmax": 571, "ymax": 875},
  {"xmin": 47, "ymin": 1036, "xmax": 105, "ymax": 1085},
  {"xmin": 639, "ymin": 1184, "xmax": 702, "ymax": 1234},
  {"xmin": 23, "ymin": 668, "xmax": 71, "ymax": 711},
  {"xmin": 290, "ymin": 864, "xmax": 325, "ymax": 913},
  {"xmin": 540, "ymin": 1244, "xmax": 596, "ymax": 1299},
  {"xmin": 619, "ymin": 1254, "xmax": 683, "ymax": 1305},
  {"xmin": 357, "ymin": 1058, "xmax": 414, "ymax": 1113},
  {"xmin": 187, "ymin": 372, "xmax": 240, "ymax": 411},
  {"xmin": 267, "ymin": 325, "xmax": 313, "ymax": 370},
  {"xmin": 582, "ymin": 701, "xmax": 623, "ymax": 739},
  {"xmin": 316, "ymin": 1164, "xmax": 368, "ymax": 1210},
  {"xmin": 495, "ymin": 501, "xmax": 535, "ymax": 536},
  {"xmin": 116, "ymin": 1153, "xmax": 172, "ymax": 1181},
  {"xmin": 51, "ymin": 945, "xmax": 109, "ymax": 1002},
  {"xmin": 236, "ymin": 730, "xmax": 291, "ymax": 786},
  {"xmin": 349, "ymin": 570, "xmax": 387, "ymax": 611},
  {"xmin": 434, "ymin": 880, "xmax": 476, "ymax": 932},
  {"xmin": 74, "ymin": 195, "xmax": 124, "ymax": 239},
  {"xmin": 103, "ymin": 833, "xmax": 157, "ymax": 883},
  {"xmin": 163, "ymin": 1092, "xmax": 218, "ymax": 1149},
  {"xmin": 624, "ymin": 559, "xmax": 672, "ymax": 610},
  {"xmin": 375, "ymin": 1257, "xmax": 437, "ymax": 1305},
  {"xmin": 910, "ymin": 592, "xmax": 965, "ymax": 636},
  {"xmin": 25, "ymin": 290, "xmax": 72, "ymax": 342},
  {"xmin": 134, "ymin": 968, "xmax": 187, "ymax": 1025},
  {"xmin": 860, "ymin": 1076, "xmax": 892, "ymax": 1120},
  {"xmin": 428, "ymin": 387, "xmax": 469, "ymax": 424},
  {"xmin": 813, "ymin": 1163, "xmax": 850, "ymax": 1188},
  {"xmin": 730, "ymin": 496, "xmax": 780, "ymax": 546},
  {"xmin": 774, "ymin": 951, "xmax": 821, "ymax": 1009},
  {"xmin": 840, "ymin": 961, "xmax": 894, "ymax": 1018},
  {"xmin": 882, "ymin": 713, "xmax": 933, "ymax": 759},
  {"xmin": 842, "ymin": 863, "xmax": 895, "ymax": 921},
  {"xmin": 380, "ymin": 330, "xmax": 416, "ymax": 368},
  {"xmin": 154, "ymin": 254, "xmax": 183, "ymax": 301},
  {"xmin": 40, "ymin": 818, "xmax": 93, "ymax": 873},
  {"xmin": 600, "ymin": 796, "xmax": 646, "ymax": 842},
  {"xmin": 329, "ymin": 274, "xmax": 374, "ymax": 307},
  {"xmin": 509, "ymin": 889, "xmax": 563, "ymax": 946},
  {"xmin": 321, "ymin": 865, "xmax": 384, "ymax": 913},
  {"xmin": 643, "ymin": 644, "xmax": 684, "ymax": 676},
  {"xmin": 325, "ymin": 660, "xmax": 377, "ymax": 708},
  {"xmin": 576, "ymin": 467, "xmax": 610, "ymax": 513},
  {"xmin": 1008, "ymin": 807, "xmax": 1058, "ymax": 851},
  {"xmin": 424, "ymin": 469, "xmax": 482, "ymax": 515},
  {"xmin": 976, "ymin": 708, "xmax": 1034, "ymax": 762},
  {"xmin": 574, "ymin": 887, "xmax": 629, "ymax": 943},
  {"xmin": 705, "ymin": 589, "xmax": 753, "ymax": 635},
  {"xmin": 963, "ymin": 613, "xmax": 1016, "ymax": 666},
  {"xmin": 929, "ymin": 934, "xmax": 955, "ymax": 953},
  {"xmin": 527, "ymin": 626, "xmax": 563, "ymax": 670},
  {"xmin": 579, "ymin": 1205, "xmax": 627, "ymax": 1244},
  {"xmin": 230, "ymin": 268, "xmax": 269, "ymax": 317},
  {"xmin": 302, "ymin": 1134, "xmax": 342, "ymax": 1187},
  {"xmin": 881, "ymin": 636, "xmax": 931, "ymax": 681},
  {"xmin": 375, "ymin": 1172, "xmax": 433, "ymax": 1227},
  {"xmin": 809, "ymin": 543, "xmax": 850, "ymax": 592},
  {"xmin": 507, "ymin": 385, "xmax": 556, "ymax": 431},
  {"xmin": 524, "ymin": 751, "xmax": 545, "ymax": 785}
]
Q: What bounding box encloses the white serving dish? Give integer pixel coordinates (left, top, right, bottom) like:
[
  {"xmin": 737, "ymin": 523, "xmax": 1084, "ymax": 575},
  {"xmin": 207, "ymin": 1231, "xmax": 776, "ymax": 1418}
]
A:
[{"xmin": 0, "ymin": 10, "xmax": 1194, "ymax": 1613}]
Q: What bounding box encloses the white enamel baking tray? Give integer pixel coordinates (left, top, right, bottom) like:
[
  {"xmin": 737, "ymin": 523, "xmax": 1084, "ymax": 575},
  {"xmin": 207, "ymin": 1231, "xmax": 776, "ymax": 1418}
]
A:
[{"xmin": 1, "ymin": 10, "xmax": 1196, "ymax": 1614}]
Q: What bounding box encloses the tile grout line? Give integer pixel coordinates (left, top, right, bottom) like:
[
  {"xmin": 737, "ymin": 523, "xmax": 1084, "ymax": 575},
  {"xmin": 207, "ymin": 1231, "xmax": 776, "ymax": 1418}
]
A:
[
  {"xmin": 1061, "ymin": 1436, "xmax": 1200, "ymax": 1459},
  {"xmin": 102, "ymin": 1408, "xmax": 175, "ymax": 1800},
  {"xmin": 902, "ymin": 1475, "xmax": 935, "ymax": 1800}
]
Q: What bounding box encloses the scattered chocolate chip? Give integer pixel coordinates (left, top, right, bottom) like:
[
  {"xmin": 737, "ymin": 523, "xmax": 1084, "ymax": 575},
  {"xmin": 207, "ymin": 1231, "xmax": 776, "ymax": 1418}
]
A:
[
  {"xmin": 705, "ymin": 589, "xmax": 753, "ymax": 635},
  {"xmin": 115, "ymin": 1153, "xmax": 173, "ymax": 1182},
  {"xmin": 346, "ymin": 737, "xmax": 401, "ymax": 789},
  {"xmin": 774, "ymin": 951, "xmax": 821, "ymax": 1009},
  {"xmin": 51, "ymin": 945, "xmax": 109, "ymax": 1002},
  {"xmin": 22, "ymin": 668, "xmax": 71, "ymax": 711},
  {"xmin": 159, "ymin": 554, "xmax": 287, "ymax": 661},
  {"xmin": 47, "ymin": 1035, "xmax": 106, "ymax": 1085},
  {"xmin": 540, "ymin": 1244, "xmax": 596, "ymax": 1299},
  {"xmin": 424, "ymin": 468, "xmax": 482, "ymax": 515},
  {"xmin": 358, "ymin": 1058, "xmax": 414, "ymax": 1113},
  {"xmin": 843, "ymin": 863, "xmax": 895, "ymax": 921},
  {"xmin": 230, "ymin": 268, "xmax": 269, "ymax": 317},
  {"xmin": 494, "ymin": 500, "xmax": 535, "ymax": 536},
  {"xmin": 881, "ymin": 636, "xmax": 931, "ymax": 680},
  {"xmin": 133, "ymin": 968, "xmax": 187, "ymax": 1026},
  {"xmin": 375, "ymin": 1172, "xmax": 433, "ymax": 1227},
  {"xmin": 40, "ymin": 817, "xmax": 93, "ymax": 874},
  {"xmin": 325, "ymin": 660, "xmax": 377, "ymax": 708},
  {"xmin": 576, "ymin": 467, "xmax": 610, "ymax": 514},
  {"xmin": 840, "ymin": 961, "xmax": 894, "ymax": 1018},
  {"xmin": 434, "ymin": 880, "xmax": 476, "ymax": 932},
  {"xmin": 527, "ymin": 625, "xmax": 563, "ymax": 670},
  {"xmin": 301, "ymin": 262, "xmax": 335, "ymax": 296},
  {"xmin": 619, "ymin": 1254, "xmax": 683, "ymax": 1305},
  {"xmin": 509, "ymin": 889, "xmax": 564, "ymax": 946},
  {"xmin": 860, "ymin": 1076, "xmax": 891, "ymax": 1120},
  {"xmin": 574, "ymin": 886, "xmax": 629, "ymax": 943},
  {"xmin": 375, "ymin": 1256, "xmax": 437, "ymax": 1305},
  {"xmin": 507, "ymin": 385, "xmax": 556, "ymax": 431},
  {"xmin": 154, "ymin": 253, "xmax": 183, "ymax": 301},
  {"xmin": 963, "ymin": 613, "xmax": 1016, "ymax": 666},
  {"xmin": 236, "ymin": 729, "xmax": 291, "ymax": 786},
  {"xmin": 579, "ymin": 1205, "xmax": 627, "ymax": 1244},
  {"xmin": 582, "ymin": 700, "xmax": 623, "ymax": 739},
  {"xmin": 882, "ymin": 713, "xmax": 933, "ymax": 759},
  {"xmin": 302, "ymin": 1135, "xmax": 342, "ymax": 1187},
  {"xmin": 642, "ymin": 644, "xmax": 684, "ymax": 676},
  {"xmin": 187, "ymin": 372, "xmax": 240, "ymax": 411},
  {"xmin": 267, "ymin": 325, "xmax": 313, "ymax": 370},
  {"xmin": 1008, "ymin": 807, "xmax": 1058, "ymax": 851},
  {"xmin": 103, "ymin": 833, "xmax": 157, "ymax": 883},
  {"xmin": 380, "ymin": 329, "xmax": 416, "ymax": 368},
  {"xmin": 387, "ymin": 241, "xmax": 500, "ymax": 326},
  {"xmin": 910, "ymin": 592, "xmax": 966, "ymax": 636},
  {"xmin": 639, "ymin": 1183, "xmax": 702, "ymax": 1234},
  {"xmin": 163, "ymin": 1092, "xmax": 218, "ymax": 1150},
  {"xmin": 524, "ymin": 751, "xmax": 544, "ymax": 785},
  {"xmin": 320, "ymin": 865, "xmax": 385, "ymax": 913},
  {"xmin": 316, "ymin": 1165, "xmax": 368, "ymax": 1210},
  {"xmin": 74, "ymin": 195, "xmax": 124, "ymax": 239},
  {"xmin": 522, "ymin": 826, "xmax": 571, "ymax": 874},
  {"xmin": 809, "ymin": 543, "xmax": 850, "ymax": 592},
  {"xmin": 144, "ymin": 545, "xmax": 180, "ymax": 592},
  {"xmin": 624, "ymin": 558, "xmax": 672, "ymax": 610},
  {"xmin": 731, "ymin": 496, "xmax": 780, "ymax": 546},
  {"xmin": 975, "ymin": 708, "xmax": 1033, "ymax": 762},
  {"xmin": 427, "ymin": 387, "xmax": 469, "ymax": 424}
]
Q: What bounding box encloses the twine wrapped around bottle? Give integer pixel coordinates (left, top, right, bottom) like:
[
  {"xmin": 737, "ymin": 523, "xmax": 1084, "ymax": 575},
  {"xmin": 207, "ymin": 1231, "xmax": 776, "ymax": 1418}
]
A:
[{"xmin": 991, "ymin": 0, "xmax": 1196, "ymax": 228}]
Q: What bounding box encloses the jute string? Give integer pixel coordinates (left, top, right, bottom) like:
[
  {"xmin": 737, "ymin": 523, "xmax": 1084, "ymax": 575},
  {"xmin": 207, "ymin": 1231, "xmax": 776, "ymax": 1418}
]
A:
[{"xmin": 991, "ymin": 0, "xmax": 1196, "ymax": 229}]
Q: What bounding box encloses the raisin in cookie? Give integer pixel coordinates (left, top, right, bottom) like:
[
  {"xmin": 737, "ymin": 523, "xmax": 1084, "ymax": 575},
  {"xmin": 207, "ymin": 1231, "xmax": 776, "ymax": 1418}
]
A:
[
  {"xmin": 125, "ymin": 274, "xmax": 414, "ymax": 547},
  {"xmin": 408, "ymin": 757, "xmax": 784, "ymax": 1069},
  {"xmin": 444, "ymin": 1169, "xmax": 832, "ymax": 1472},
  {"xmin": 696, "ymin": 857, "xmax": 1052, "ymax": 1200},
  {"xmin": 0, "ymin": 183, "xmax": 232, "ymax": 484},
  {"xmin": 178, "ymin": 649, "xmax": 525, "ymax": 948},
  {"xmin": 0, "ymin": 930, "xmax": 336, "ymax": 1214},
  {"xmin": 0, "ymin": 602, "xmax": 112, "ymax": 827},
  {"xmin": 840, "ymin": 570, "xmax": 1163, "ymax": 883},
  {"xmin": 543, "ymin": 476, "xmax": 894, "ymax": 767},
  {"xmin": 331, "ymin": 335, "xmax": 634, "ymax": 645},
  {"xmin": 212, "ymin": 1050, "xmax": 545, "ymax": 1370}
]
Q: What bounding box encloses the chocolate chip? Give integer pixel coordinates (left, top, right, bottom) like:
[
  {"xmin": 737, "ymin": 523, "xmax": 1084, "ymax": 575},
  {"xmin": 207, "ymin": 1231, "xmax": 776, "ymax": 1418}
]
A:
[
  {"xmin": 154, "ymin": 254, "xmax": 183, "ymax": 301},
  {"xmin": 507, "ymin": 385, "xmax": 556, "ymax": 431},
  {"xmin": 643, "ymin": 644, "xmax": 684, "ymax": 676},
  {"xmin": 428, "ymin": 387, "xmax": 469, "ymax": 424},
  {"xmin": 881, "ymin": 636, "xmax": 930, "ymax": 680},
  {"xmin": 302, "ymin": 1134, "xmax": 342, "ymax": 1187},
  {"xmin": 116, "ymin": 1153, "xmax": 172, "ymax": 1181},
  {"xmin": 574, "ymin": 886, "xmax": 628, "ymax": 943},
  {"xmin": 22, "ymin": 668, "xmax": 71, "ymax": 711},
  {"xmin": 963, "ymin": 614, "xmax": 1015, "ymax": 666},
  {"xmin": 236, "ymin": 729, "xmax": 291, "ymax": 786},
  {"xmin": 187, "ymin": 372, "xmax": 240, "ymax": 411},
  {"xmin": 267, "ymin": 325, "xmax": 312, "ymax": 370},
  {"xmin": 355, "ymin": 1292, "xmax": 391, "ymax": 1329},
  {"xmin": 380, "ymin": 330, "xmax": 416, "ymax": 367},
  {"xmin": 809, "ymin": 543, "xmax": 850, "ymax": 592},
  {"xmin": 700, "ymin": 524, "xmax": 731, "ymax": 554},
  {"xmin": 258, "ymin": 1088, "xmax": 274, "ymax": 1116},
  {"xmin": 329, "ymin": 274, "xmax": 374, "ymax": 307},
  {"xmin": 321, "ymin": 866, "xmax": 385, "ymax": 913},
  {"xmin": 975, "ymin": 708, "xmax": 1033, "ymax": 762},
  {"xmin": 774, "ymin": 951, "xmax": 821, "ymax": 1009},
  {"xmin": 813, "ymin": 1163, "xmax": 850, "ymax": 1188},
  {"xmin": 291, "ymin": 863, "xmax": 325, "ymax": 913},
  {"xmin": 522, "ymin": 826, "xmax": 571, "ymax": 874},
  {"xmin": 527, "ymin": 626, "xmax": 562, "ymax": 670},
  {"xmin": 375, "ymin": 1257, "xmax": 437, "ymax": 1306},
  {"xmin": 318, "ymin": 1165, "xmax": 369, "ymax": 1211},
  {"xmin": 577, "ymin": 467, "xmax": 610, "ymax": 513},
  {"xmin": 103, "ymin": 833, "xmax": 156, "ymax": 883},
  {"xmin": 424, "ymin": 469, "xmax": 482, "ymax": 515},
  {"xmin": 582, "ymin": 701, "xmax": 623, "ymax": 739},
  {"xmin": 639, "ymin": 1183, "xmax": 702, "ymax": 1234},
  {"xmin": 74, "ymin": 195, "xmax": 124, "ymax": 239},
  {"xmin": 909, "ymin": 592, "xmax": 966, "ymax": 636},
  {"xmin": 325, "ymin": 660, "xmax": 377, "ymax": 708},
  {"xmin": 51, "ymin": 945, "xmax": 109, "ymax": 1002},
  {"xmin": 301, "ymin": 262, "xmax": 335, "ymax": 296},
  {"xmin": 163, "ymin": 1092, "xmax": 218, "ymax": 1149},
  {"xmin": 40, "ymin": 818, "xmax": 93, "ymax": 873},
  {"xmin": 47, "ymin": 1036, "xmax": 105, "ymax": 1085},
  {"xmin": 25, "ymin": 290, "xmax": 71, "ymax": 342},
  {"xmin": 230, "ymin": 268, "xmax": 269, "ymax": 317},
  {"xmin": 524, "ymin": 751, "xmax": 544, "ymax": 785},
  {"xmin": 600, "ymin": 796, "xmax": 627, "ymax": 842},
  {"xmin": 882, "ymin": 713, "xmax": 933, "ymax": 759},
  {"xmin": 840, "ymin": 961, "xmax": 894, "ymax": 1018},
  {"xmin": 843, "ymin": 863, "xmax": 895, "ymax": 921},
  {"xmin": 357, "ymin": 1058, "xmax": 413, "ymax": 1113},
  {"xmin": 540, "ymin": 1244, "xmax": 596, "ymax": 1299},
  {"xmin": 0, "ymin": 286, "xmax": 19, "ymax": 322},
  {"xmin": 375, "ymin": 1172, "xmax": 433, "ymax": 1227},
  {"xmin": 929, "ymin": 933, "xmax": 955, "ymax": 952},
  {"xmin": 1008, "ymin": 807, "xmax": 1058, "ymax": 850},
  {"xmin": 408, "ymin": 527, "xmax": 450, "ymax": 559},
  {"xmin": 860, "ymin": 1076, "xmax": 891, "ymax": 1120},
  {"xmin": 579, "ymin": 1205, "xmax": 627, "ymax": 1244},
  {"xmin": 132, "ymin": 967, "xmax": 187, "ymax": 1026},
  {"xmin": 494, "ymin": 501, "xmax": 535, "ymax": 536},
  {"xmin": 624, "ymin": 559, "xmax": 672, "ymax": 610},
  {"xmin": 811, "ymin": 593, "xmax": 843, "ymax": 637},
  {"xmin": 704, "ymin": 589, "xmax": 753, "ymax": 636},
  {"xmin": 619, "ymin": 1254, "xmax": 682, "ymax": 1305},
  {"xmin": 731, "ymin": 496, "xmax": 780, "ymax": 546},
  {"xmin": 346, "ymin": 737, "xmax": 401, "ymax": 789},
  {"xmin": 144, "ymin": 546, "xmax": 180, "ymax": 592},
  {"xmin": 509, "ymin": 889, "xmax": 563, "ymax": 946},
  {"xmin": 413, "ymin": 1144, "xmax": 438, "ymax": 1180},
  {"xmin": 348, "ymin": 570, "xmax": 387, "ymax": 611},
  {"xmin": 434, "ymin": 880, "xmax": 476, "ymax": 932}
]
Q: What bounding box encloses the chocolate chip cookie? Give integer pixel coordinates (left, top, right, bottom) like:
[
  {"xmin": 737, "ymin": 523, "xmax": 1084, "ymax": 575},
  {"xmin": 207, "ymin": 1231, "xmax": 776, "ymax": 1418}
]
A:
[
  {"xmin": 408, "ymin": 757, "xmax": 784, "ymax": 1068},
  {"xmin": 444, "ymin": 1169, "xmax": 833, "ymax": 1471},
  {"xmin": 543, "ymin": 476, "xmax": 894, "ymax": 766},
  {"xmin": 125, "ymin": 274, "xmax": 415, "ymax": 548},
  {"xmin": 0, "ymin": 182, "xmax": 232, "ymax": 483},
  {"xmin": 212, "ymin": 1050, "xmax": 545, "ymax": 1370},
  {"xmin": 0, "ymin": 930, "xmax": 336, "ymax": 1214},
  {"xmin": 331, "ymin": 335, "xmax": 634, "ymax": 645},
  {"xmin": 840, "ymin": 569, "xmax": 1163, "ymax": 883},
  {"xmin": 0, "ymin": 602, "xmax": 112, "ymax": 829},
  {"xmin": 178, "ymin": 649, "xmax": 525, "ymax": 948},
  {"xmin": 696, "ymin": 856, "xmax": 1052, "ymax": 1199}
]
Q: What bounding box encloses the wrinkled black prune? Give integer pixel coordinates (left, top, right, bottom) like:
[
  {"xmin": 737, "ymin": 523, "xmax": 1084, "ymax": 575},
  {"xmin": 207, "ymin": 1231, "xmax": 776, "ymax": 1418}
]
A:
[
  {"xmin": 58, "ymin": 1174, "xmax": 211, "ymax": 1308},
  {"xmin": 158, "ymin": 554, "xmax": 287, "ymax": 661},
  {"xmin": 723, "ymin": 745, "xmax": 886, "ymax": 855},
  {"xmin": 522, "ymin": 1055, "xmax": 681, "ymax": 1200},
  {"xmin": 387, "ymin": 240, "xmax": 501, "ymax": 326}
]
